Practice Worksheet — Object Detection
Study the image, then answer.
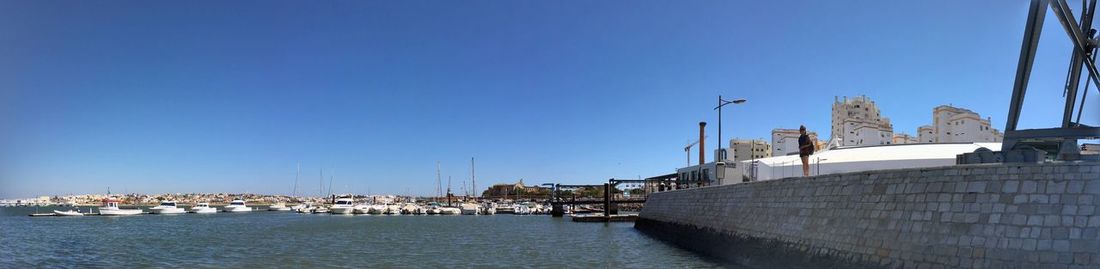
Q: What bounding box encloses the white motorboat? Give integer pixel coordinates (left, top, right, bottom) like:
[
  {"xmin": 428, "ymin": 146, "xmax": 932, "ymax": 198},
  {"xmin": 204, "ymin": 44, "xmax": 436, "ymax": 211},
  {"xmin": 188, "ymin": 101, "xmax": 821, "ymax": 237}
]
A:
[
  {"xmin": 330, "ymin": 198, "xmax": 355, "ymax": 214},
  {"xmin": 425, "ymin": 205, "xmax": 441, "ymax": 215},
  {"xmin": 480, "ymin": 203, "xmax": 497, "ymax": 215},
  {"xmin": 311, "ymin": 206, "xmax": 330, "ymax": 214},
  {"xmin": 439, "ymin": 207, "xmax": 461, "ymax": 215},
  {"xmin": 149, "ymin": 201, "xmax": 187, "ymax": 214},
  {"xmin": 268, "ymin": 202, "xmax": 291, "ymax": 211},
  {"xmin": 190, "ymin": 202, "xmax": 217, "ymax": 214},
  {"xmin": 513, "ymin": 204, "xmax": 531, "ymax": 215},
  {"xmin": 53, "ymin": 209, "xmax": 85, "ymax": 216},
  {"xmin": 460, "ymin": 203, "xmax": 479, "ymax": 215},
  {"xmin": 293, "ymin": 203, "xmax": 313, "ymax": 213},
  {"xmin": 222, "ymin": 199, "xmax": 252, "ymax": 213},
  {"xmin": 98, "ymin": 198, "xmax": 144, "ymax": 216},
  {"xmin": 353, "ymin": 204, "xmax": 372, "ymax": 214},
  {"xmin": 367, "ymin": 205, "xmax": 386, "ymax": 215},
  {"xmin": 385, "ymin": 204, "xmax": 402, "ymax": 215},
  {"xmin": 401, "ymin": 204, "xmax": 421, "ymax": 215}
]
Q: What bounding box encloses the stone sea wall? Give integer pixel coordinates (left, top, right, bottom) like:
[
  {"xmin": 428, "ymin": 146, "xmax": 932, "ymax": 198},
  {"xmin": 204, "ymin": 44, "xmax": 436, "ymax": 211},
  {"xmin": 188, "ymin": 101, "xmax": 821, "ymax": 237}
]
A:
[{"xmin": 636, "ymin": 162, "xmax": 1100, "ymax": 269}]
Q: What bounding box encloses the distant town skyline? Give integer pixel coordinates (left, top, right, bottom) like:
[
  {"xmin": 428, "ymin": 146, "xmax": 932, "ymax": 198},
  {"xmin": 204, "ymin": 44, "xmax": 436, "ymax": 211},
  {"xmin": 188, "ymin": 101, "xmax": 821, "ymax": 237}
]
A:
[{"xmin": 1, "ymin": 1, "xmax": 1096, "ymax": 199}]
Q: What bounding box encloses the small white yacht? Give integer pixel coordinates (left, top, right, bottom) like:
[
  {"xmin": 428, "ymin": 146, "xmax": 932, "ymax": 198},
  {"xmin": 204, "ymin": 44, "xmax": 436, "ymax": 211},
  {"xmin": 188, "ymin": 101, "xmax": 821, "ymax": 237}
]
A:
[
  {"xmin": 367, "ymin": 204, "xmax": 386, "ymax": 215},
  {"xmin": 268, "ymin": 202, "xmax": 291, "ymax": 211},
  {"xmin": 293, "ymin": 203, "xmax": 313, "ymax": 213},
  {"xmin": 460, "ymin": 203, "xmax": 480, "ymax": 215},
  {"xmin": 385, "ymin": 204, "xmax": 402, "ymax": 215},
  {"xmin": 439, "ymin": 207, "xmax": 461, "ymax": 215},
  {"xmin": 311, "ymin": 206, "xmax": 330, "ymax": 214},
  {"xmin": 149, "ymin": 201, "xmax": 187, "ymax": 214},
  {"xmin": 353, "ymin": 204, "xmax": 372, "ymax": 214},
  {"xmin": 330, "ymin": 198, "xmax": 355, "ymax": 214},
  {"xmin": 401, "ymin": 204, "xmax": 421, "ymax": 215},
  {"xmin": 222, "ymin": 199, "xmax": 252, "ymax": 213},
  {"xmin": 513, "ymin": 204, "xmax": 531, "ymax": 215},
  {"xmin": 189, "ymin": 202, "xmax": 217, "ymax": 214},
  {"xmin": 53, "ymin": 208, "xmax": 85, "ymax": 216},
  {"xmin": 98, "ymin": 198, "xmax": 144, "ymax": 216},
  {"xmin": 480, "ymin": 203, "xmax": 497, "ymax": 215}
]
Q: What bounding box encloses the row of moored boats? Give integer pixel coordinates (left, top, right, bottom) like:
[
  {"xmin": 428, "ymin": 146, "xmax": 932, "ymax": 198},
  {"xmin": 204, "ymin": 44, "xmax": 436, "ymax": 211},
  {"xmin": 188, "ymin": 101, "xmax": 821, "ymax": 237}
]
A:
[
  {"xmin": 43, "ymin": 197, "xmax": 557, "ymax": 217},
  {"xmin": 292, "ymin": 198, "xmax": 555, "ymax": 215},
  {"xmin": 48, "ymin": 198, "xmax": 267, "ymax": 216}
]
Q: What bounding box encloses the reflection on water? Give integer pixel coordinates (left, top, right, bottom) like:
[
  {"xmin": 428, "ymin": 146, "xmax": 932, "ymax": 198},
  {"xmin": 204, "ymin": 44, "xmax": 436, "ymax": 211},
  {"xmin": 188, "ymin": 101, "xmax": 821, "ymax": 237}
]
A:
[{"xmin": 0, "ymin": 206, "xmax": 729, "ymax": 268}]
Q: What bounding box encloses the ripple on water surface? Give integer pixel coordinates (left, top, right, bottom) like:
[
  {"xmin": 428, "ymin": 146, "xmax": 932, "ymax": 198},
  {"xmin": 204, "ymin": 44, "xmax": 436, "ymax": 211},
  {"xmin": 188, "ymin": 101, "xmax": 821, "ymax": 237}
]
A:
[{"xmin": 0, "ymin": 207, "xmax": 729, "ymax": 268}]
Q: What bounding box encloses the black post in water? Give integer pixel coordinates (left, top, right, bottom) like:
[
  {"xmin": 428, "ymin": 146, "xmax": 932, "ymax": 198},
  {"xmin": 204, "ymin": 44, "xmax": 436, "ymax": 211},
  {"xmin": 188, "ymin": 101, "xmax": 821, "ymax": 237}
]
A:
[{"xmin": 603, "ymin": 183, "xmax": 611, "ymax": 217}]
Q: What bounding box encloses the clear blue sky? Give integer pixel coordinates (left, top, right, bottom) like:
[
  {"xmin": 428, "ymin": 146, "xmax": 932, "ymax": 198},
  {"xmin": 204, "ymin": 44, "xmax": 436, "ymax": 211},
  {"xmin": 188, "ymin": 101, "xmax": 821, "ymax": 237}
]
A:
[{"xmin": 1, "ymin": 1, "xmax": 1095, "ymax": 198}]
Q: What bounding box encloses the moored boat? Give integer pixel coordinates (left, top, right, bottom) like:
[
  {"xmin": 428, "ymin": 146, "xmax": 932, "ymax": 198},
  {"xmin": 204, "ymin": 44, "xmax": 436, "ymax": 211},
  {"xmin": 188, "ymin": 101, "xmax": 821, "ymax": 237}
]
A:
[
  {"xmin": 222, "ymin": 199, "xmax": 252, "ymax": 213},
  {"xmin": 149, "ymin": 201, "xmax": 187, "ymax": 214},
  {"xmin": 330, "ymin": 198, "xmax": 355, "ymax": 214},
  {"xmin": 460, "ymin": 203, "xmax": 479, "ymax": 215},
  {"xmin": 190, "ymin": 202, "xmax": 217, "ymax": 214},
  {"xmin": 98, "ymin": 198, "xmax": 144, "ymax": 216},
  {"xmin": 268, "ymin": 202, "xmax": 291, "ymax": 211},
  {"xmin": 53, "ymin": 209, "xmax": 85, "ymax": 216}
]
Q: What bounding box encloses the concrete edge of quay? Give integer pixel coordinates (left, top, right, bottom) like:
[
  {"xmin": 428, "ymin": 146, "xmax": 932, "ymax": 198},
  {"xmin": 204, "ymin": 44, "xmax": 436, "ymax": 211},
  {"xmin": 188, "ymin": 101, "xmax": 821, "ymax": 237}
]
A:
[{"xmin": 636, "ymin": 161, "xmax": 1100, "ymax": 269}]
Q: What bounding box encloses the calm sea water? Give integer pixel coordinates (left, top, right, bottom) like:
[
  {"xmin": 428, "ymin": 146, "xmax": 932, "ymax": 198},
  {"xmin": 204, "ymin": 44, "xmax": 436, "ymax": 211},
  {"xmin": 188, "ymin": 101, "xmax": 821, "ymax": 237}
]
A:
[{"xmin": 0, "ymin": 206, "xmax": 729, "ymax": 268}]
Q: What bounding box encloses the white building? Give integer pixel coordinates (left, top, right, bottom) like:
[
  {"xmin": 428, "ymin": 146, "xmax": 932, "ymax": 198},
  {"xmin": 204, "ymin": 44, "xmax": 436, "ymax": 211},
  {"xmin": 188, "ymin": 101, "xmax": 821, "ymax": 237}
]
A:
[
  {"xmin": 772, "ymin": 128, "xmax": 819, "ymax": 156},
  {"xmin": 918, "ymin": 125, "xmax": 935, "ymax": 143},
  {"xmin": 892, "ymin": 133, "xmax": 918, "ymax": 144},
  {"xmin": 730, "ymin": 139, "xmax": 771, "ymax": 161},
  {"xmin": 840, "ymin": 119, "xmax": 895, "ymax": 146},
  {"xmin": 922, "ymin": 105, "xmax": 1004, "ymax": 143},
  {"xmin": 832, "ymin": 95, "xmax": 894, "ymax": 147}
]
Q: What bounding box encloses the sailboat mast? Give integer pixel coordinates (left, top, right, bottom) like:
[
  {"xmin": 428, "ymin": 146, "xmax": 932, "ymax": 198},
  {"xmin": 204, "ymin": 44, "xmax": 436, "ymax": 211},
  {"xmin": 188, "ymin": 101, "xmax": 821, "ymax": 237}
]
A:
[
  {"xmin": 471, "ymin": 157, "xmax": 476, "ymax": 200},
  {"xmin": 293, "ymin": 161, "xmax": 300, "ymax": 198},
  {"xmin": 435, "ymin": 161, "xmax": 442, "ymax": 201},
  {"xmin": 320, "ymin": 168, "xmax": 324, "ymax": 197}
]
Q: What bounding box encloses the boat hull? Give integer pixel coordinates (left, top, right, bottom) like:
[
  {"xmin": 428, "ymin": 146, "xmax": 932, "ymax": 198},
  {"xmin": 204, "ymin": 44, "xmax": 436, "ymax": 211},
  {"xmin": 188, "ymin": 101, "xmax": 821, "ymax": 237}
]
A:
[
  {"xmin": 222, "ymin": 206, "xmax": 252, "ymax": 213},
  {"xmin": 150, "ymin": 208, "xmax": 186, "ymax": 214},
  {"xmin": 330, "ymin": 207, "xmax": 355, "ymax": 214},
  {"xmin": 99, "ymin": 209, "xmax": 144, "ymax": 216},
  {"xmin": 190, "ymin": 208, "xmax": 217, "ymax": 214},
  {"xmin": 53, "ymin": 210, "xmax": 84, "ymax": 216}
]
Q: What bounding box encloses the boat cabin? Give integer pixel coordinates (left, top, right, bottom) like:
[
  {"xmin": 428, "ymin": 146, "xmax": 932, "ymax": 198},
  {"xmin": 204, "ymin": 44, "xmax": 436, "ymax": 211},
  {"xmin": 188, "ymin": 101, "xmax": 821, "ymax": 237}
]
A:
[{"xmin": 102, "ymin": 198, "xmax": 122, "ymax": 208}]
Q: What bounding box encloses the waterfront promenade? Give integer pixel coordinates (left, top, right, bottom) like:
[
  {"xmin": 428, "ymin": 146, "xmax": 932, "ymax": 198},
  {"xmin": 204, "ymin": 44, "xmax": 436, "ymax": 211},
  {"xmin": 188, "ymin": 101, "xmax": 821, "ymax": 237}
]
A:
[{"xmin": 637, "ymin": 162, "xmax": 1100, "ymax": 269}]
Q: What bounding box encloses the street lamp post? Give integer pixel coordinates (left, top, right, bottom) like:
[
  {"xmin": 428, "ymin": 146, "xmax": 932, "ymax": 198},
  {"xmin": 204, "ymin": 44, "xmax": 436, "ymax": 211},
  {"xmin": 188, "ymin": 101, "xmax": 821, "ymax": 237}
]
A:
[{"xmin": 714, "ymin": 95, "xmax": 747, "ymax": 161}]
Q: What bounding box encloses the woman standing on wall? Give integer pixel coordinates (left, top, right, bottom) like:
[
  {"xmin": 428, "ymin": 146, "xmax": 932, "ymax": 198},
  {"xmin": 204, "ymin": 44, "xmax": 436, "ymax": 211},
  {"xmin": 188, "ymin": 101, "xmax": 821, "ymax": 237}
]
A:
[{"xmin": 798, "ymin": 125, "xmax": 814, "ymax": 177}]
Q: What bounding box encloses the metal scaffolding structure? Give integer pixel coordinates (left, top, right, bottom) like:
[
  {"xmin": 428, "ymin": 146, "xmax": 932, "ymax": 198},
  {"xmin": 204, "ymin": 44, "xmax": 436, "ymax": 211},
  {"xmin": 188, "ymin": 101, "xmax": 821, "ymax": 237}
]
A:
[{"xmin": 1001, "ymin": 0, "xmax": 1100, "ymax": 162}]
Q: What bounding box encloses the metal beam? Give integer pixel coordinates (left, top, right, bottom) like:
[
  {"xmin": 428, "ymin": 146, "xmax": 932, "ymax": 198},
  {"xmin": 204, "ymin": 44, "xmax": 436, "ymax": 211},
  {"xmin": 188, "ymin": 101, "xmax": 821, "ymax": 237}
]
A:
[
  {"xmin": 1051, "ymin": 0, "xmax": 1100, "ymax": 92},
  {"xmin": 1005, "ymin": 0, "xmax": 1049, "ymax": 133},
  {"xmin": 1060, "ymin": 0, "xmax": 1094, "ymax": 128},
  {"xmin": 1004, "ymin": 126, "xmax": 1100, "ymax": 139}
]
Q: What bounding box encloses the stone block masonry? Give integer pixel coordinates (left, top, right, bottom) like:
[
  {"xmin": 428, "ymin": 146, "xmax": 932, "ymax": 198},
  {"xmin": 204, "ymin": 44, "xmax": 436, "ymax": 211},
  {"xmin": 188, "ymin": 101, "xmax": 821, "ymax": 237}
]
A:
[{"xmin": 636, "ymin": 162, "xmax": 1100, "ymax": 269}]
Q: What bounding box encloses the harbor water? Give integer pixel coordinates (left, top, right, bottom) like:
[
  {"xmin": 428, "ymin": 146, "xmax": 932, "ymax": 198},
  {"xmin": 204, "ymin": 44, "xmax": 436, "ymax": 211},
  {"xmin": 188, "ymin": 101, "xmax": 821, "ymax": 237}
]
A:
[{"xmin": 0, "ymin": 206, "xmax": 728, "ymax": 268}]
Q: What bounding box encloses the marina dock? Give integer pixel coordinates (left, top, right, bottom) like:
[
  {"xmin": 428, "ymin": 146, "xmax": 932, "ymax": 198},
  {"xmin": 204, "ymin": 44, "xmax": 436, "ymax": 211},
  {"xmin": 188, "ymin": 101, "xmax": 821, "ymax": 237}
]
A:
[{"xmin": 570, "ymin": 214, "xmax": 638, "ymax": 222}]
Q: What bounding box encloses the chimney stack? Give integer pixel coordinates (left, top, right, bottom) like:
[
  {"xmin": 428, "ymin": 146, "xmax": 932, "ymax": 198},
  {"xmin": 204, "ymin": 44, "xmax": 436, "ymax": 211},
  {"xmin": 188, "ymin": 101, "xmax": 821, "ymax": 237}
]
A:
[{"xmin": 699, "ymin": 121, "xmax": 706, "ymax": 165}]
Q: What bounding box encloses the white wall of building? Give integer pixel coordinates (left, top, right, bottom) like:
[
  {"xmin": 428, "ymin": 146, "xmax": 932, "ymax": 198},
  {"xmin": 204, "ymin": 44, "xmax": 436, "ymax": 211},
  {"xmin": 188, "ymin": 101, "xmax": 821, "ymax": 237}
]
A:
[
  {"xmin": 831, "ymin": 95, "xmax": 894, "ymax": 147},
  {"xmin": 772, "ymin": 129, "xmax": 818, "ymax": 157},
  {"xmin": 739, "ymin": 143, "xmax": 1002, "ymax": 182},
  {"xmin": 676, "ymin": 161, "xmax": 740, "ymax": 187},
  {"xmin": 731, "ymin": 139, "xmax": 771, "ymax": 161}
]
